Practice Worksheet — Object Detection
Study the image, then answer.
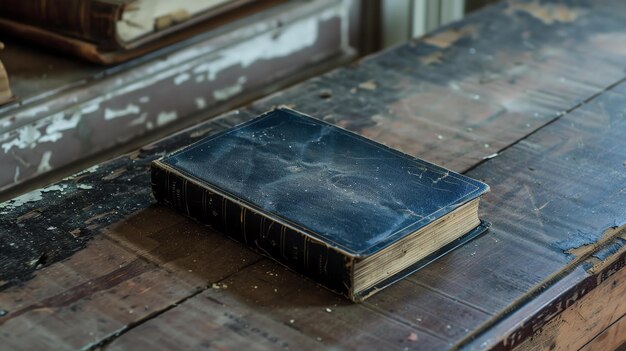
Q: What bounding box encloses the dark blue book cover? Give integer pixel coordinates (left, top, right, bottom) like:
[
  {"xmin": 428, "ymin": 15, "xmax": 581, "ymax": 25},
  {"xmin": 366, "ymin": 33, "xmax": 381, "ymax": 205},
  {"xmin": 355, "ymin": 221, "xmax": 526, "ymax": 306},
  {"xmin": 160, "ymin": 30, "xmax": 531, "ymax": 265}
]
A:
[{"xmin": 152, "ymin": 107, "xmax": 489, "ymax": 301}]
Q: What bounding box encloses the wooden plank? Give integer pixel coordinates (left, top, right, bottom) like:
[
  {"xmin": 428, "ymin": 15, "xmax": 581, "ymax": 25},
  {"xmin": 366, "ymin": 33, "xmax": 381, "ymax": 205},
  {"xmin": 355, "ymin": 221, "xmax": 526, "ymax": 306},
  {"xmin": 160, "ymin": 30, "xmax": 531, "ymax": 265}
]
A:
[
  {"xmin": 107, "ymin": 261, "xmax": 450, "ymax": 350},
  {"xmin": 103, "ymin": 206, "xmax": 261, "ymax": 288},
  {"xmin": 461, "ymin": 235, "xmax": 626, "ymax": 350},
  {"xmin": 513, "ymin": 258, "xmax": 626, "ymax": 351},
  {"xmin": 0, "ymin": 206, "xmax": 264, "ymax": 350},
  {"xmin": 247, "ymin": 0, "xmax": 626, "ymax": 171},
  {"xmin": 579, "ymin": 314, "xmax": 626, "ymax": 351},
  {"xmin": 105, "ymin": 286, "xmax": 324, "ymax": 351},
  {"xmin": 414, "ymin": 86, "xmax": 626, "ymax": 323},
  {"xmin": 0, "ymin": 237, "xmax": 199, "ymax": 350}
]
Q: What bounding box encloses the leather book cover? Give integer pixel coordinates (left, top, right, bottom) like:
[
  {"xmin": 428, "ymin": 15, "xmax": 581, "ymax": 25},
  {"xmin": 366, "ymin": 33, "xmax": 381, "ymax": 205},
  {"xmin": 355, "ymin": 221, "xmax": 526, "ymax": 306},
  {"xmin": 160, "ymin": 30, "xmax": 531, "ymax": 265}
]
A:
[{"xmin": 151, "ymin": 107, "xmax": 490, "ymax": 301}]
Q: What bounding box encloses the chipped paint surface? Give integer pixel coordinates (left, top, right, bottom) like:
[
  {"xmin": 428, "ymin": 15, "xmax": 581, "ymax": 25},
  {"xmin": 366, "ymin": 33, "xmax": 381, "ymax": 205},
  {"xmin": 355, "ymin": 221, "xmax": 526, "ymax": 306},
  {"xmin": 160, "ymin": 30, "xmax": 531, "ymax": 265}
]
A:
[
  {"xmin": 156, "ymin": 111, "xmax": 178, "ymax": 126},
  {"xmin": 174, "ymin": 73, "xmax": 191, "ymax": 85},
  {"xmin": 128, "ymin": 113, "xmax": 148, "ymax": 127},
  {"xmin": 0, "ymin": 183, "xmax": 67, "ymax": 212},
  {"xmin": 36, "ymin": 151, "xmax": 52, "ymax": 174},
  {"xmin": 195, "ymin": 97, "xmax": 207, "ymax": 110},
  {"xmin": 40, "ymin": 112, "xmax": 82, "ymax": 143},
  {"xmin": 2, "ymin": 110, "xmax": 83, "ymax": 152},
  {"xmin": 358, "ymin": 80, "xmax": 377, "ymax": 91},
  {"xmin": 191, "ymin": 7, "xmax": 334, "ymax": 81},
  {"xmin": 422, "ymin": 25, "xmax": 476, "ymax": 49},
  {"xmin": 104, "ymin": 104, "xmax": 141, "ymax": 120},
  {"xmin": 213, "ymin": 77, "xmax": 247, "ymax": 101},
  {"xmin": 1, "ymin": 125, "xmax": 41, "ymax": 152},
  {"xmin": 505, "ymin": 0, "xmax": 583, "ymax": 24},
  {"xmin": 565, "ymin": 225, "xmax": 626, "ymax": 260},
  {"xmin": 15, "ymin": 105, "xmax": 49, "ymax": 119}
]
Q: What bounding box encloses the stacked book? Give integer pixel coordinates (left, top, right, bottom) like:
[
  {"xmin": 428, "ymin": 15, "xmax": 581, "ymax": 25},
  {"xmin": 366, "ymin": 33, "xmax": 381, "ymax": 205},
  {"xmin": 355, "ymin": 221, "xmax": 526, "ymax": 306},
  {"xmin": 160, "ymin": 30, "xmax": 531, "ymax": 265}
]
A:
[{"xmin": 0, "ymin": 0, "xmax": 282, "ymax": 64}]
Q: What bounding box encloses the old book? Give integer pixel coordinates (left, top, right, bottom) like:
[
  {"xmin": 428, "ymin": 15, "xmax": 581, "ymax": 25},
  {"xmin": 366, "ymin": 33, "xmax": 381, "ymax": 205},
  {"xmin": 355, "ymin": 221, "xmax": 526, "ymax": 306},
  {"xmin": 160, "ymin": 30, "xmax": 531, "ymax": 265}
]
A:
[
  {"xmin": 0, "ymin": 43, "xmax": 12, "ymax": 106},
  {"xmin": 0, "ymin": 0, "xmax": 281, "ymax": 64},
  {"xmin": 151, "ymin": 107, "xmax": 490, "ymax": 301}
]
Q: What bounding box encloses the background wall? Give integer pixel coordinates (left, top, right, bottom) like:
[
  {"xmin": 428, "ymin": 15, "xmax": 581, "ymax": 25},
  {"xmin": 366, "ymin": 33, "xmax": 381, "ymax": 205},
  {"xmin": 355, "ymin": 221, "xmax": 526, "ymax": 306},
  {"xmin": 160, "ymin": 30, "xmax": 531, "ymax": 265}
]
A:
[{"xmin": 380, "ymin": 0, "xmax": 498, "ymax": 48}]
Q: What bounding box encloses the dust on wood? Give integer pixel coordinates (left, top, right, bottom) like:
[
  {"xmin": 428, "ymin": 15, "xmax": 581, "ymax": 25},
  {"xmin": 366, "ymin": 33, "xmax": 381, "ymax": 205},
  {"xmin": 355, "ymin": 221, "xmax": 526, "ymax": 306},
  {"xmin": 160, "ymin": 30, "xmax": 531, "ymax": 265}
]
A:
[{"xmin": 513, "ymin": 265, "xmax": 626, "ymax": 351}]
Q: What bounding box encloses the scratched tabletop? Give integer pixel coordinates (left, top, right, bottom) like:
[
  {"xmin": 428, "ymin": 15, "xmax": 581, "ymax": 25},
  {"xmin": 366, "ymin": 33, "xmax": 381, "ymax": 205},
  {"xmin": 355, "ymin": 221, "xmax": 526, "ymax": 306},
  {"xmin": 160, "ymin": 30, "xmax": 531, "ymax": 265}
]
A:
[{"xmin": 1, "ymin": 1, "xmax": 626, "ymax": 350}]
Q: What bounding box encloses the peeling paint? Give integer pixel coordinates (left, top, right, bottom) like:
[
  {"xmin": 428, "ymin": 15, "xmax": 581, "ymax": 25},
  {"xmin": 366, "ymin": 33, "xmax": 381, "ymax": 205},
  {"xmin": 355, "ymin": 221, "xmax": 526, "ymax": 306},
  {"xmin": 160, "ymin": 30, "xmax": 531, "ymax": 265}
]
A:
[
  {"xmin": 213, "ymin": 77, "xmax": 247, "ymax": 101},
  {"xmin": 0, "ymin": 3, "xmax": 338, "ymax": 156},
  {"xmin": 37, "ymin": 151, "xmax": 53, "ymax": 174},
  {"xmin": 506, "ymin": 0, "xmax": 583, "ymax": 24},
  {"xmin": 39, "ymin": 112, "xmax": 81, "ymax": 143},
  {"xmin": 358, "ymin": 80, "xmax": 378, "ymax": 91},
  {"xmin": 0, "ymin": 2, "xmax": 346, "ymax": 192},
  {"xmin": 0, "ymin": 183, "xmax": 67, "ymax": 210},
  {"xmin": 157, "ymin": 111, "xmax": 177, "ymax": 126},
  {"xmin": 129, "ymin": 113, "xmax": 148, "ymax": 127},
  {"xmin": 81, "ymin": 103, "xmax": 100, "ymax": 115},
  {"xmin": 15, "ymin": 105, "xmax": 49, "ymax": 119},
  {"xmin": 423, "ymin": 25, "xmax": 476, "ymax": 49},
  {"xmin": 562, "ymin": 225, "xmax": 626, "ymax": 260},
  {"xmin": 420, "ymin": 52, "xmax": 443, "ymax": 65},
  {"xmin": 77, "ymin": 164, "xmax": 99, "ymax": 175},
  {"xmin": 104, "ymin": 104, "xmax": 141, "ymax": 120},
  {"xmin": 195, "ymin": 97, "xmax": 207, "ymax": 110},
  {"xmin": 192, "ymin": 8, "xmax": 332, "ymax": 81},
  {"xmin": 174, "ymin": 73, "xmax": 191, "ymax": 85},
  {"xmin": 1, "ymin": 125, "xmax": 41, "ymax": 152},
  {"xmin": 3, "ymin": 109, "xmax": 85, "ymax": 152}
]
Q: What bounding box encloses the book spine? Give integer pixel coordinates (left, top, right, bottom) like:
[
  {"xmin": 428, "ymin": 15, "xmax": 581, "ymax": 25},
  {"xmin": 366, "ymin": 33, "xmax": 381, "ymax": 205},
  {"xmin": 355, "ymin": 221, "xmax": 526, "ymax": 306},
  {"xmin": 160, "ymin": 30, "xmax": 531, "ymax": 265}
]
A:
[
  {"xmin": 151, "ymin": 162, "xmax": 354, "ymax": 299},
  {"xmin": 0, "ymin": 0, "xmax": 124, "ymax": 48}
]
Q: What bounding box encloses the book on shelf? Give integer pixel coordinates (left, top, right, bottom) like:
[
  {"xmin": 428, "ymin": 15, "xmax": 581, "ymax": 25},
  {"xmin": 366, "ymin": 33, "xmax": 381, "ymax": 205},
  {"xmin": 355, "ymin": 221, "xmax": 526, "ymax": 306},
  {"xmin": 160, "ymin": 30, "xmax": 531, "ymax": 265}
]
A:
[
  {"xmin": 0, "ymin": 42, "xmax": 13, "ymax": 106},
  {"xmin": 0, "ymin": 0, "xmax": 283, "ymax": 64},
  {"xmin": 151, "ymin": 107, "xmax": 490, "ymax": 301}
]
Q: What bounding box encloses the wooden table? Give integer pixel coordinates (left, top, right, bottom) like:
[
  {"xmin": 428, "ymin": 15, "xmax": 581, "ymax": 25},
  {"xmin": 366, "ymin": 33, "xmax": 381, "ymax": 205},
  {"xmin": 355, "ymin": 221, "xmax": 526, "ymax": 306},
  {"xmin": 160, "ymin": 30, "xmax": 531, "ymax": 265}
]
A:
[{"xmin": 1, "ymin": 0, "xmax": 625, "ymax": 350}]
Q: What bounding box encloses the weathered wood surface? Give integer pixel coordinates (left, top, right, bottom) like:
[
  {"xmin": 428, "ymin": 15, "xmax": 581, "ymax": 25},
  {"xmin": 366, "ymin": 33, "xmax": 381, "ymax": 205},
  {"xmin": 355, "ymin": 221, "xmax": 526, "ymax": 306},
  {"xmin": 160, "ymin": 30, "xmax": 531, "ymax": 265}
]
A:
[
  {"xmin": 2, "ymin": 0, "xmax": 626, "ymax": 349},
  {"xmin": 579, "ymin": 315, "xmax": 626, "ymax": 351},
  {"xmin": 513, "ymin": 261, "xmax": 626, "ymax": 351}
]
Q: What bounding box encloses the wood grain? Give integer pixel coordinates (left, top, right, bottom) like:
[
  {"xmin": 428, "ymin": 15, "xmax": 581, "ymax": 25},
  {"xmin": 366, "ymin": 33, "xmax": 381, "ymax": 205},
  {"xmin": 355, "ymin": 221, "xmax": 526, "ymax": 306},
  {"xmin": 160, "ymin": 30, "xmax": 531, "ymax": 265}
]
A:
[
  {"xmin": 579, "ymin": 314, "xmax": 626, "ymax": 351},
  {"xmin": 0, "ymin": 208, "xmax": 265, "ymax": 350},
  {"xmin": 107, "ymin": 260, "xmax": 451, "ymax": 351},
  {"xmin": 513, "ymin": 261, "xmax": 626, "ymax": 351}
]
